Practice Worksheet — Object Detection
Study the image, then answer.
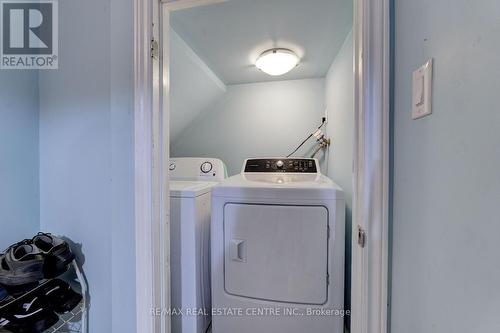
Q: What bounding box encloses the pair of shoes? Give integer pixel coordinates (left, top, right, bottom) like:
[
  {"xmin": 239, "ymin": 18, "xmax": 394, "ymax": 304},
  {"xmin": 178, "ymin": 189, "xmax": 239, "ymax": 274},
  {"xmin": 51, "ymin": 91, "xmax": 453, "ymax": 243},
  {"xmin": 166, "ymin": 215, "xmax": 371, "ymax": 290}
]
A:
[
  {"xmin": 0, "ymin": 294, "xmax": 59, "ymax": 333},
  {"xmin": 0, "ymin": 233, "xmax": 75, "ymax": 286},
  {"xmin": 42, "ymin": 279, "xmax": 82, "ymax": 314},
  {"xmin": 33, "ymin": 234, "xmax": 75, "ymax": 279},
  {"xmin": 0, "ymin": 279, "xmax": 82, "ymax": 333}
]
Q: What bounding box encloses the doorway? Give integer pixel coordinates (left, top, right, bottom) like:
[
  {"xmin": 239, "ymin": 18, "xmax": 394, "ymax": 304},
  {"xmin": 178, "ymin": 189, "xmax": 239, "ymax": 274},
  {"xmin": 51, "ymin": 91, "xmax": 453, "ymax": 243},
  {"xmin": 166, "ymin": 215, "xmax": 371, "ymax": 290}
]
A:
[{"xmin": 134, "ymin": 0, "xmax": 390, "ymax": 332}]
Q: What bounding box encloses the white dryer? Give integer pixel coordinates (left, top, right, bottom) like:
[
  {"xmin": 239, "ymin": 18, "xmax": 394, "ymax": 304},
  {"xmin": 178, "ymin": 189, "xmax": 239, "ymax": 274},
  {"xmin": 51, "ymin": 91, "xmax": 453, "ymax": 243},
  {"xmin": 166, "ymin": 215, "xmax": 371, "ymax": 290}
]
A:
[
  {"xmin": 211, "ymin": 158, "xmax": 345, "ymax": 333},
  {"xmin": 169, "ymin": 157, "xmax": 227, "ymax": 333}
]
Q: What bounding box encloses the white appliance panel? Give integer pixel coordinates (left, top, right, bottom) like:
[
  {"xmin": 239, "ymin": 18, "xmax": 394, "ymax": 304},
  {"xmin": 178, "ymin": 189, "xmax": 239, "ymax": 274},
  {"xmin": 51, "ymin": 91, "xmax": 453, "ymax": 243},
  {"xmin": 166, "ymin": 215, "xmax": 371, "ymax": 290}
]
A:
[
  {"xmin": 169, "ymin": 157, "xmax": 226, "ymax": 333},
  {"xmin": 211, "ymin": 158, "xmax": 345, "ymax": 333},
  {"xmin": 170, "ymin": 157, "xmax": 226, "ymax": 181},
  {"xmin": 224, "ymin": 204, "xmax": 328, "ymax": 305},
  {"xmin": 170, "ymin": 194, "xmax": 212, "ymax": 333}
]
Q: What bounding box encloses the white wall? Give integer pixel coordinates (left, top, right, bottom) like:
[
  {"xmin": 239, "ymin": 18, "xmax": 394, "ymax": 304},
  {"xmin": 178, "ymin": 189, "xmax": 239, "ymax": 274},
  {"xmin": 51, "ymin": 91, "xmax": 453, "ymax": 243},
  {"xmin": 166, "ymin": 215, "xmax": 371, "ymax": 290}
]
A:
[
  {"xmin": 171, "ymin": 78, "xmax": 326, "ymax": 175},
  {"xmin": 38, "ymin": 0, "xmax": 135, "ymax": 331},
  {"xmin": 325, "ymin": 30, "xmax": 353, "ymax": 318},
  {"xmin": 0, "ymin": 71, "xmax": 39, "ymax": 249},
  {"xmin": 392, "ymin": 0, "xmax": 500, "ymax": 331},
  {"xmin": 170, "ymin": 29, "xmax": 226, "ymax": 143}
]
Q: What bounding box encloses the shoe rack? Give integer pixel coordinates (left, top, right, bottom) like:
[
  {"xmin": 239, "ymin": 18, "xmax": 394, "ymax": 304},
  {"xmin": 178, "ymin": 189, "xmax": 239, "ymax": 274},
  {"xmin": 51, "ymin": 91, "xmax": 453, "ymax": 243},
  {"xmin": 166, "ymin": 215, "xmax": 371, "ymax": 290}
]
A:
[{"xmin": 0, "ymin": 260, "xmax": 88, "ymax": 333}]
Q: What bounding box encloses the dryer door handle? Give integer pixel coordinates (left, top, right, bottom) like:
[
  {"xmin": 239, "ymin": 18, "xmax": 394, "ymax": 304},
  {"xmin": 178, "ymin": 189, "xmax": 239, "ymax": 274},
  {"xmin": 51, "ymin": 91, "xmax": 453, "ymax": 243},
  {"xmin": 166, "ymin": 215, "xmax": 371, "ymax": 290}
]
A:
[{"xmin": 230, "ymin": 239, "xmax": 247, "ymax": 262}]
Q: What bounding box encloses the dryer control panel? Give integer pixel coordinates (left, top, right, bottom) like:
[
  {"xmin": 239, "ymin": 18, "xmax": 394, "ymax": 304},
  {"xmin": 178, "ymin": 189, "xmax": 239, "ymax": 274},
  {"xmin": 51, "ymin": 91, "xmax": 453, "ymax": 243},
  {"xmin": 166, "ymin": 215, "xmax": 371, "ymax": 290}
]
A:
[{"xmin": 244, "ymin": 158, "xmax": 318, "ymax": 173}]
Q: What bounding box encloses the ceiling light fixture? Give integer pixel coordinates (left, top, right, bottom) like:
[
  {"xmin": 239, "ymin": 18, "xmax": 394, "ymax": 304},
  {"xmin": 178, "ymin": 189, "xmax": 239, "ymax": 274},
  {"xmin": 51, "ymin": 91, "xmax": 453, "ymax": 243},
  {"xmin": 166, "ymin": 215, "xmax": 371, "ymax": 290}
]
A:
[{"xmin": 255, "ymin": 48, "xmax": 299, "ymax": 76}]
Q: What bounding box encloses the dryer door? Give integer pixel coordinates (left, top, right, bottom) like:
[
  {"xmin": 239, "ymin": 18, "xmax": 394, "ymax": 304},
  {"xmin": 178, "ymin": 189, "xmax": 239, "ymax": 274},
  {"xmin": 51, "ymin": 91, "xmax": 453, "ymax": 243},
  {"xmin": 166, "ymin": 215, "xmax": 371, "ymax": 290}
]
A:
[{"xmin": 224, "ymin": 203, "xmax": 328, "ymax": 305}]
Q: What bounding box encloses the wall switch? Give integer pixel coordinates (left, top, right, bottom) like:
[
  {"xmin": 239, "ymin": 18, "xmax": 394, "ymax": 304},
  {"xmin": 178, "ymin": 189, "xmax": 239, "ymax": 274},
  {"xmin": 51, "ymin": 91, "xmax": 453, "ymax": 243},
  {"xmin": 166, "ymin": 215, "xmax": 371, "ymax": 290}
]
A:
[{"xmin": 412, "ymin": 59, "xmax": 433, "ymax": 119}]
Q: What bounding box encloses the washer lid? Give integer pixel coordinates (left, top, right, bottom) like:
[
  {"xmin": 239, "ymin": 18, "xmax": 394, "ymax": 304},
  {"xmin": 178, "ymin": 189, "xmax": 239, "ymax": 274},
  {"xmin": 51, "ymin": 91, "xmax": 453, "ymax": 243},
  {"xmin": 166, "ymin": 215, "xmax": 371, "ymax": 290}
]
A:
[{"xmin": 170, "ymin": 181, "xmax": 217, "ymax": 198}]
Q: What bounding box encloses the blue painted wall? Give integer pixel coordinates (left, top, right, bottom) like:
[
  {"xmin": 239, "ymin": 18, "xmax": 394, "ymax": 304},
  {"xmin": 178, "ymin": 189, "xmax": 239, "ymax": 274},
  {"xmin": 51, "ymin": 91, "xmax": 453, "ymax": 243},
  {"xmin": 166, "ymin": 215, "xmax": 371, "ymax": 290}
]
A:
[
  {"xmin": 325, "ymin": 30, "xmax": 353, "ymax": 318},
  {"xmin": 0, "ymin": 71, "xmax": 39, "ymax": 250},
  {"xmin": 391, "ymin": 0, "xmax": 500, "ymax": 331},
  {"xmin": 0, "ymin": 1, "xmax": 135, "ymax": 330},
  {"xmin": 171, "ymin": 78, "xmax": 326, "ymax": 175},
  {"xmin": 109, "ymin": 0, "xmax": 136, "ymax": 331},
  {"xmin": 38, "ymin": 0, "xmax": 135, "ymax": 331},
  {"xmin": 109, "ymin": 0, "xmax": 136, "ymax": 333}
]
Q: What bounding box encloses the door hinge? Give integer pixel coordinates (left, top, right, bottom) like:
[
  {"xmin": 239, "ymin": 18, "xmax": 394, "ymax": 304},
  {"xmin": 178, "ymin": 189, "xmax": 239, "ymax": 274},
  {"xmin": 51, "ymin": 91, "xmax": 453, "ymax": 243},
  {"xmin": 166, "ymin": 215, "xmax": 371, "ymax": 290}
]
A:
[
  {"xmin": 357, "ymin": 225, "xmax": 367, "ymax": 248},
  {"xmin": 151, "ymin": 38, "xmax": 159, "ymax": 60}
]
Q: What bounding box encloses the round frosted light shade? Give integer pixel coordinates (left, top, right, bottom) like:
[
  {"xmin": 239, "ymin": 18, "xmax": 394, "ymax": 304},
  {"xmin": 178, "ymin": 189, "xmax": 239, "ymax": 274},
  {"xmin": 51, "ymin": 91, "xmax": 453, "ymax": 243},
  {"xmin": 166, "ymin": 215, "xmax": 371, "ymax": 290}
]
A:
[{"xmin": 255, "ymin": 49, "xmax": 299, "ymax": 76}]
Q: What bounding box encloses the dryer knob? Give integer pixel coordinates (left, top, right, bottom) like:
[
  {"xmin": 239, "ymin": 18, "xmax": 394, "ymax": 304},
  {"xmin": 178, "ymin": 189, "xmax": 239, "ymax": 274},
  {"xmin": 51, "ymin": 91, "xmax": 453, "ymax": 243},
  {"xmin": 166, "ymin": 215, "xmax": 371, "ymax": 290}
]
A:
[
  {"xmin": 201, "ymin": 161, "xmax": 213, "ymax": 173},
  {"xmin": 276, "ymin": 160, "xmax": 284, "ymax": 168}
]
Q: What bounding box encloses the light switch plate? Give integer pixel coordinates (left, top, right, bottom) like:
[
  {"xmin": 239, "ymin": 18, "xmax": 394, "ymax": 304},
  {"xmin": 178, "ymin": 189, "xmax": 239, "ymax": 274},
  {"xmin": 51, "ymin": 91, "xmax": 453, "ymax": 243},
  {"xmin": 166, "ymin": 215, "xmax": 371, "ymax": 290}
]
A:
[{"xmin": 412, "ymin": 59, "xmax": 433, "ymax": 119}]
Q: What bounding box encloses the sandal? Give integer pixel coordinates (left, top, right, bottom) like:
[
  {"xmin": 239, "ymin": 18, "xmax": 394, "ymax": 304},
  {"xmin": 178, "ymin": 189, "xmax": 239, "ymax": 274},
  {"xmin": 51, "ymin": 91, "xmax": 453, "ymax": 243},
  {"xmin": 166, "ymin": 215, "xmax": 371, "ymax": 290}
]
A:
[
  {"xmin": 32, "ymin": 233, "xmax": 75, "ymax": 278},
  {"xmin": 0, "ymin": 242, "xmax": 45, "ymax": 286}
]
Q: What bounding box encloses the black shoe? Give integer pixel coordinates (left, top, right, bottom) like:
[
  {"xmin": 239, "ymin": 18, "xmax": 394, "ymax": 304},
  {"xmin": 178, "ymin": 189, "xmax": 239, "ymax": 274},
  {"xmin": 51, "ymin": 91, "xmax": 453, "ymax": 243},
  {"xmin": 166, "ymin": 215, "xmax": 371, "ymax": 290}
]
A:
[
  {"xmin": 32, "ymin": 233, "xmax": 74, "ymax": 279},
  {"xmin": 0, "ymin": 285, "xmax": 8, "ymax": 302},
  {"xmin": 0, "ymin": 316, "xmax": 11, "ymax": 331},
  {"xmin": 1, "ymin": 312, "xmax": 59, "ymax": 332},
  {"xmin": 40, "ymin": 280, "xmax": 82, "ymax": 314},
  {"xmin": 1, "ymin": 295, "xmax": 59, "ymax": 333},
  {"xmin": 1, "ymin": 283, "xmax": 40, "ymax": 299},
  {"xmin": 0, "ymin": 242, "xmax": 44, "ymax": 286}
]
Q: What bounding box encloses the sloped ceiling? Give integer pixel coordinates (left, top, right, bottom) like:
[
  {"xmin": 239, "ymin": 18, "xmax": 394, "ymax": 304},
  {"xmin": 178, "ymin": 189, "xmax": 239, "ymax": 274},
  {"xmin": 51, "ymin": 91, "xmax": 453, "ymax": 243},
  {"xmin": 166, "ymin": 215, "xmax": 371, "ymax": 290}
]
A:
[
  {"xmin": 170, "ymin": 29, "xmax": 226, "ymax": 142},
  {"xmin": 171, "ymin": 0, "xmax": 353, "ymax": 85}
]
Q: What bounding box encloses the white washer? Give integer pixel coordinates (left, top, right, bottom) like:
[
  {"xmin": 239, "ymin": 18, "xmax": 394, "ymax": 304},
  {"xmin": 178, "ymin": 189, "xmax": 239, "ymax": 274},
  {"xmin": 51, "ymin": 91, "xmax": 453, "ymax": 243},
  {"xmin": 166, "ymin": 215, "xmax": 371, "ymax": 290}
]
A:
[
  {"xmin": 170, "ymin": 157, "xmax": 227, "ymax": 333},
  {"xmin": 211, "ymin": 158, "xmax": 345, "ymax": 333}
]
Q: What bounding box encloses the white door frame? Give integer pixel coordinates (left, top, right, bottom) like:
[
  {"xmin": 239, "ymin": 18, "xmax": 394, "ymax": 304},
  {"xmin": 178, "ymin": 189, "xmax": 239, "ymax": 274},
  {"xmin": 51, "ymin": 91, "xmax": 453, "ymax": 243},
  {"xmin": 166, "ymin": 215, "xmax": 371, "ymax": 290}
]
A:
[
  {"xmin": 351, "ymin": 0, "xmax": 391, "ymax": 333},
  {"xmin": 134, "ymin": 0, "xmax": 169, "ymax": 332},
  {"xmin": 133, "ymin": 0, "xmax": 391, "ymax": 332}
]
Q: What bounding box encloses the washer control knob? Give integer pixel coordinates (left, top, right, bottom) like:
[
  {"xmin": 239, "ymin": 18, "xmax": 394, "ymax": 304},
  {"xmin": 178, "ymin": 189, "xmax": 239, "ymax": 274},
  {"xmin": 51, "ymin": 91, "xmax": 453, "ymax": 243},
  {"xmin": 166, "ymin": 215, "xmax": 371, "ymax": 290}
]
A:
[
  {"xmin": 276, "ymin": 160, "xmax": 285, "ymax": 168},
  {"xmin": 201, "ymin": 161, "xmax": 213, "ymax": 173}
]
